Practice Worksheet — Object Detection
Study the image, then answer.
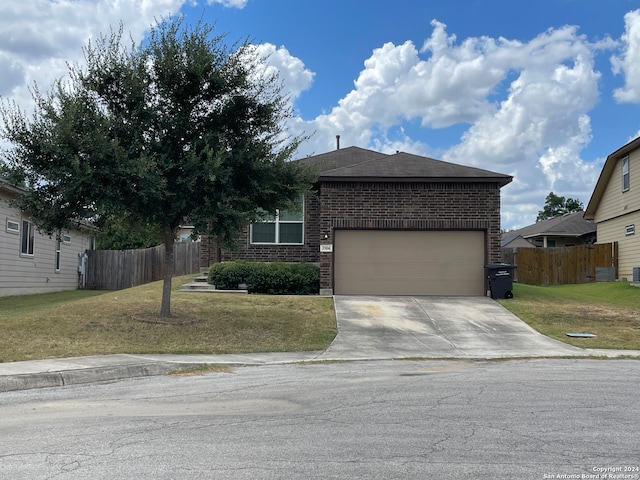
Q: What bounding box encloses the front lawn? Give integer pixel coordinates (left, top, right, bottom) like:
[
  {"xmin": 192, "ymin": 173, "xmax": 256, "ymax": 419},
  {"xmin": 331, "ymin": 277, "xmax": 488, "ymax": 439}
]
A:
[
  {"xmin": 0, "ymin": 275, "xmax": 336, "ymax": 362},
  {"xmin": 498, "ymin": 282, "xmax": 640, "ymax": 350}
]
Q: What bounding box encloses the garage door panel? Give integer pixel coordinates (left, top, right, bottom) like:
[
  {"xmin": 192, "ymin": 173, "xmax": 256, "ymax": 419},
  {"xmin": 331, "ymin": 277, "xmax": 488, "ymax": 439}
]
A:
[{"xmin": 334, "ymin": 230, "xmax": 485, "ymax": 295}]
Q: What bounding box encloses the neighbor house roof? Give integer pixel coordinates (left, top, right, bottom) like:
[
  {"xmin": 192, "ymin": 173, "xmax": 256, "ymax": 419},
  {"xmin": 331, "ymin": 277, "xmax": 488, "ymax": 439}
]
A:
[
  {"xmin": 585, "ymin": 136, "xmax": 640, "ymax": 220},
  {"xmin": 501, "ymin": 211, "xmax": 595, "ymax": 247},
  {"xmin": 500, "ymin": 233, "xmax": 535, "ymax": 248},
  {"xmin": 0, "ymin": 177, "xmax": 26, "ymax": 196},
  {"xmin": 297, "ymin": 146, "xmax": 512, "ymax": 186}
]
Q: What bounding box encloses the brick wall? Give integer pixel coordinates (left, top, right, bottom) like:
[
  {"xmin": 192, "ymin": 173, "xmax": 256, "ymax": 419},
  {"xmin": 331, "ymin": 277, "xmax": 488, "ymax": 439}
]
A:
[
  {"xmin": 201, "ymin": 181, "xmax": 503, "ymax": 294},
  {"xmin": 317, "ymin": 181, "xmax": 502, "ymax": 291},
  {"xmin": 202, "ymin": 193, "xmax": 321, "ymax": 266}
]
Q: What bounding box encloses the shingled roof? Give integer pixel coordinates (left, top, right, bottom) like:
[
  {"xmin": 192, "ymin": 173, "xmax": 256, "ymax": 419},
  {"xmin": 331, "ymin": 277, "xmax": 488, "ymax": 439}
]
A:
[
  {"xmin": 501, "ymin": 211, "xmax": 595, "ymax": 247},
  {"xmin": 296, "ymin": 146, "xmax": 512, "ymax": 186}
]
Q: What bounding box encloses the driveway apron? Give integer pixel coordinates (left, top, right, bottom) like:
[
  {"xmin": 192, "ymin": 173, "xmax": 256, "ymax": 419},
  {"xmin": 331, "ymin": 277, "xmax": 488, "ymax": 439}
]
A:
[{"xmin": 320, "ymin": 296, "xmax": 585, "ymax": 359}]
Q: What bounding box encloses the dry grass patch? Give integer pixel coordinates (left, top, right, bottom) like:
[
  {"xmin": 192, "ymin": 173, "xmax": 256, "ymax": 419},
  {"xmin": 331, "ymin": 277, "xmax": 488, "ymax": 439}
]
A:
[{"xmin": 0, "ymin": 275, "xmax": 336, "ymax": 362}]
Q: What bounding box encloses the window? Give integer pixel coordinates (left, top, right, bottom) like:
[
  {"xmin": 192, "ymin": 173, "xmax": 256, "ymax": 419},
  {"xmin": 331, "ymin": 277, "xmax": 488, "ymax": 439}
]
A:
[
  {"xmin": 55, "ymin": 236, "xmax": 61, "ymax": 271},
  {"xmin": 21, "ymin": 220, "xmax": 34, "ymax": 255},
  {"xmin": 626, "ymin": 224, "xmax": 635, "ymax": 236},
  {"xmin": 250, "ymin": 200, "xmax": 304, "ymax": 244},
  {"xmin": 622, "ymin": 156, "xmax": 630, "ymax": 192},
  {"xmin": 63, "ymin": 234, "xmax": 72, "ymax": 244},
  {"xmin": 6, "ymin": 219, "xmax": 19, "ymax": 234}
]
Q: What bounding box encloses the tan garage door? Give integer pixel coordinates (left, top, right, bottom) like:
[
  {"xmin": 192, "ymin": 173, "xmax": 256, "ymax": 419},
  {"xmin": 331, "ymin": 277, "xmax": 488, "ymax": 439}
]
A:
[{"xmin": 334, "ymin": 230, "xmax": 485, "ymax": 295}]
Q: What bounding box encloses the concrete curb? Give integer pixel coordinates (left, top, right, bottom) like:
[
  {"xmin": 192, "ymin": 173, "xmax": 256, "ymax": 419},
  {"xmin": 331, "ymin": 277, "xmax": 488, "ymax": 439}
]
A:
[{"xmin": 0, "ymin": 362, "xmax": 179, "ymax": 393}]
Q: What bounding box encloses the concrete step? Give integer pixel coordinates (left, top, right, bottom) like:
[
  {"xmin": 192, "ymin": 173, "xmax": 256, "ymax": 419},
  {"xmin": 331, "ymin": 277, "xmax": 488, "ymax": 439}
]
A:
[{"xmin": 178, "ymin": 282, "xmax": 248, "ymax": 294}]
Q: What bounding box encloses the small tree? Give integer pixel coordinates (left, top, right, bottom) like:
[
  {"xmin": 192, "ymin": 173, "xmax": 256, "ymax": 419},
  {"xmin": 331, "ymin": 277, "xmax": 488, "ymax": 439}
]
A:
[
  {"xmin": 536, "ymin": 192, "xmax": 584, "ymax": 222},
  {"xmin": 0, "ymin": 18, "xmax": 313, "ymax": 319}
]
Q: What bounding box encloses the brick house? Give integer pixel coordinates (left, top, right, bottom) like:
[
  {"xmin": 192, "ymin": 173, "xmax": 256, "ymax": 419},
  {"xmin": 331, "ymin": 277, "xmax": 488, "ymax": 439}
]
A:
[{"xmin": 201, "ymin": 146, "xmax": 512, "ymax": 295}]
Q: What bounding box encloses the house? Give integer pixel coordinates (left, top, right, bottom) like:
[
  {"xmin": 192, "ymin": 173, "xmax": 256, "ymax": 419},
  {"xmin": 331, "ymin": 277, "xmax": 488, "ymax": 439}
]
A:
[
  {"xmin": 585, "ymin": 136, "xmax": 640, "ymax": 280},
  {"xmin": 0, "ymin": 178, "xmax": 96, "ymax": 297},
  {"xmin": 202, "ymin": 146, "xmax": 512, "ymax": 296},
  {"xmin": 501, "ymin": 233, "xmax": 535, "ymax": 250},
  {"xmin": 501, "ymin": 211, "xmax": 596, "ymax": 249}
]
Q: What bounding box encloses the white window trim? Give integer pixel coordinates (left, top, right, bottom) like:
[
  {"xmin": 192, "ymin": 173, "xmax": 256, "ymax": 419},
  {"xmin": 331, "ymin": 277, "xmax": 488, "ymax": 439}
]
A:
[
  {"xmin": 625, "ymin": 224, "xmax": 635, "ymax": 236},
  {"xmin": 63, "ymin": 234, "xmax": 72, "ymax": 244},
  {"xmin": 20, "ymin": 219, "xmax": 35, "ymax": 256},
  {"xmin": 622, "ymin": 156, "xmax": 630, "ymax": 192},
  {"xmin": 6, "ymin": 219, "xmax": 19, "ymax": 234},
  {"xmin": 250, "ymin": 200, "xmax": 305, "ymax": 245},
  {"xmin": 55, "ymin": 235, "xmax": 62, "ymax": 272}
]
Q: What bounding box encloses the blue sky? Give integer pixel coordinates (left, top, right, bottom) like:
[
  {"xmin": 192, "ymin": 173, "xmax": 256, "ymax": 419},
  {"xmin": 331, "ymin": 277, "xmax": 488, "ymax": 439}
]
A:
[{"xmin": 2, "ymin": 0, "xmax": 640, "ymax": 229}]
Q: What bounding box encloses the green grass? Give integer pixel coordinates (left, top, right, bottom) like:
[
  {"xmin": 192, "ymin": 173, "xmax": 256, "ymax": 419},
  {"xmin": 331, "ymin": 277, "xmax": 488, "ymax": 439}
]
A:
[
  {"xmin": 0, "ymin": 275, "xmax": 336, "ymax": 362},
  {"xmin": 498, "ymin": 282, "xmax": 640, "ymax": 350}
]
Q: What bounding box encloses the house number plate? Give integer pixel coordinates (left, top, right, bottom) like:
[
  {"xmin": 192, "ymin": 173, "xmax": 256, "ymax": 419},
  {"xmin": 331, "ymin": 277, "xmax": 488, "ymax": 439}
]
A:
[{"xmin": 320, "ymin": 244, "xmax": 333, "ymax": 253}]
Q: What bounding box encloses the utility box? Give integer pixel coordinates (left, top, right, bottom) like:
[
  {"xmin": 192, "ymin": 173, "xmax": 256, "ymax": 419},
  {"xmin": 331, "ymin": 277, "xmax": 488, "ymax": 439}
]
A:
[
  {"xmin": 485, "ymin": 264, "xmax": 514, "ymax": 299},
  {"xmin": 596, "ymin": 267, "xmax": 616, "ymax": 282}
]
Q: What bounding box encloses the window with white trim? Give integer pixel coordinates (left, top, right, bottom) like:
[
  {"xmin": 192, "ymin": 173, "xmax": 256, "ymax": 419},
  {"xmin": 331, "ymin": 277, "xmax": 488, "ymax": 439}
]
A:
[
  {"xmin": 63, "ymin": 234, "xmax": 71, "ymax": 244},
  {"xmin": 622, "ymin": 156, "xmax": 630, "ymax": 192},
  {"xmin": 250, "ymin": 199, "xmax": 304, "ymax": 244},
  {"xmin": 55, "ymin": 235, "xmax": 61, "ymax": 271},
  {"xmin": 6, "ymin": 219, "xmax": 19, "ymax": 234},
  {"xmin": 21, "ymin": 219, "xmax": 34, "ymax": 255}
]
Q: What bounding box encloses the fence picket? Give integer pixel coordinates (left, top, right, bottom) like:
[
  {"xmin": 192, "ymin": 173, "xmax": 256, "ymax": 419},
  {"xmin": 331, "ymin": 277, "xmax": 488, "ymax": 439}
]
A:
[
  {"xmin": 85, "ymin": 242, "xmax": 201, "ymax": 290},
  {"xmin": 503, "ymin": 242, "xmax": 617, "ymax": 286}
]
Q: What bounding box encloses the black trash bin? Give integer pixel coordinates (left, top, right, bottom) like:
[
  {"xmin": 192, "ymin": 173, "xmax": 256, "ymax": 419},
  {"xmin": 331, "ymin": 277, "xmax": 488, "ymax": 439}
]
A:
[{"xmin": 485, "ymin": 264, "xmax": 514, "ymax": 299}]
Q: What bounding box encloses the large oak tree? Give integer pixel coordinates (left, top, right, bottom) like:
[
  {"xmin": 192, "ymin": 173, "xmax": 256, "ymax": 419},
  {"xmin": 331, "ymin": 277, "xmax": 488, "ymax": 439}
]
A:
[{"xmin": 0, "ymin": 18, "xmax": 312, "ymax": 318}]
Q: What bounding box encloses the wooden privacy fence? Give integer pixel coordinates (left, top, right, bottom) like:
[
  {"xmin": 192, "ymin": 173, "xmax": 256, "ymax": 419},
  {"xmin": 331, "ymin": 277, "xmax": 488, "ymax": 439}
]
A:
[
  {"xmin": 84, "ymin": 242, "xmax": 201, "ymax": 290},
  {"xmin": 513, "ymin": 242, "xmax": 618, "ymax": 286}
]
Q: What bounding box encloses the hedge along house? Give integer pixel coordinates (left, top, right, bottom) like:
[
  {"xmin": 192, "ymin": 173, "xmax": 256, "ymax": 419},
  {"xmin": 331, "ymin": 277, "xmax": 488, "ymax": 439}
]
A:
[{"xmin": 201, "ymin": 145, "xmax": 513, "ymax": 296}]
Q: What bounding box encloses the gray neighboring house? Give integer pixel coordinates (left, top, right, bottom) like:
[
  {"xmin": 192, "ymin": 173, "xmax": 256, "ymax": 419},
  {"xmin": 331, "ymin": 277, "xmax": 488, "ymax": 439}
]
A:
[
  {"xmin": 1, "ymin": 178, "xmax": 96, "ymax": 297},
  {"xmin": 501, "ymin": 211, "xmax": 596, "ymax": 250},
  {"xmin": 202, "ymin": 146, "xmax": 512, "ymax": 296}
]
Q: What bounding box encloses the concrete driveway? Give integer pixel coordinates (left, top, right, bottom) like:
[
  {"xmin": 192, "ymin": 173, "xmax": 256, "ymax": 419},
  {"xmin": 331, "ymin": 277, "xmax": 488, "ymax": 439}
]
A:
[{"xmin": 319, "ymin": 296, "xmax": 585, "ymax": 359}]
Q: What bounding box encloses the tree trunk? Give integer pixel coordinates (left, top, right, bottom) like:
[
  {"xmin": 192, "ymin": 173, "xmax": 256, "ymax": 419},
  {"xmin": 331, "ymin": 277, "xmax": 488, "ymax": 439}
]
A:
[{"xmin": 160, "ymin": 226, "xmax": 175, "ymax": 318}]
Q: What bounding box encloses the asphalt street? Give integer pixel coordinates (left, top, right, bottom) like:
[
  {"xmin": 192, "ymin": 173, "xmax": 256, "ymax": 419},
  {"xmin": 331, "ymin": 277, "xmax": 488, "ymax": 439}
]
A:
[{"xmin": 1, "ymin": 359, "xmax": 638, "ymax": 480}]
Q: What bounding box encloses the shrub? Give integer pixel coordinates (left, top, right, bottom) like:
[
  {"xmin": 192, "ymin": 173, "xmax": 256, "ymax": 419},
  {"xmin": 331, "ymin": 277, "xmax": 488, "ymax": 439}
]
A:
[
  {"xmin": 207, "ymin": 261, "xmax": 319, "ymax": 294},
  {"xmin": 207, "ymin": 261, "xmax": 253, "ymax": 290}
]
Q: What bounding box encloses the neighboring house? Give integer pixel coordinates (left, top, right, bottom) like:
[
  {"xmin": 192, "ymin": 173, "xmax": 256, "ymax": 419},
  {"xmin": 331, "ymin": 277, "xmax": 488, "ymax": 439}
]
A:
[
  {"xmin": 501, "ymin": 211, "xmax": 596, "ymax": 249},
  {"xmin": 0, "ymin": 178, "xmax": 96, "ymax": 297},
  {"xmin": 501, "ymin": 233, "xmax": 535, "ymax": 250},
  {"xmin": 201, "ymin": 146, "xmax": 512, "ymax": 296},
  {"xmin": 585, "ymin": 136, "xmax": 640, "ymax": 280}
]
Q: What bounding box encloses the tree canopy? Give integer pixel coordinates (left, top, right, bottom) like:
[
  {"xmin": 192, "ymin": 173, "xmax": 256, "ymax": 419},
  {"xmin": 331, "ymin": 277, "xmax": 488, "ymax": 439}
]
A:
[
  {"xmin": 536, "ymin": 192, "xmax": 584, "ymax": 222},
  {"xmin": 0, "ymin": 18, "xmax": 313, "ymax": 318},
  {"xmin": 95, "ymin": 213, "xmax": 164, "ymax": 250}
]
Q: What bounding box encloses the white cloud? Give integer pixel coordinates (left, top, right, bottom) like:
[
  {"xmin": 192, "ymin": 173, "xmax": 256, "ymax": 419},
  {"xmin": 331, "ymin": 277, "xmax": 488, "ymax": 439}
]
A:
[
  {"xmin": 207, "ymin": 0, "xmax": 249, "ymax": 7},
  {"xmin": 0, "ymin": 0, "xmax": 186, "ymax": 110},
  {"xmin": 612, "ymin": 9, "xmax": 640, "ymax": 103},
  {"xmin": 296, "ymin": 21, "xmax": 606, "ymax": 229},
  {"xmin": 248, "ymin": 43, "xmax": 315, "ymax": 101}
]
